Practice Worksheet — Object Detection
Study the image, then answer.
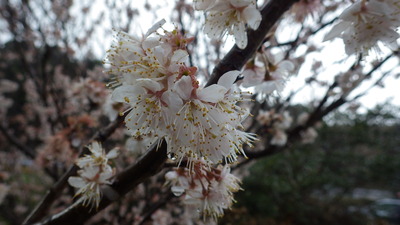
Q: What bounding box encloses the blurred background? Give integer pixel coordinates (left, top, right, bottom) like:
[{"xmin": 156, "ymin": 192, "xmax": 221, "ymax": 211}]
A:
[{"xmin": 1, "ymin": 0, "xmax": 400, "ymax": 224}]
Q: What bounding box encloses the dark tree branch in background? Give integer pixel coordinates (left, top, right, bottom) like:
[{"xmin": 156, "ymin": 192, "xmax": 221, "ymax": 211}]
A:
[
  {"xmin": 0, "ymin": 124, "xmax": 60, "ymax": 180},
  {"xmin": 137, "ymin": 192, "xmax": 175, "ymax": 225},
  {"xmin": 0, "ymin": 124, "xmax": 35, "ymax": 159}
]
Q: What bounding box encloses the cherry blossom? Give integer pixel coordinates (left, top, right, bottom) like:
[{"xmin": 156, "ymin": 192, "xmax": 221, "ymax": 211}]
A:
[
  {"xmin": 165, "ymin": 71, "xmax": 256, "ymax": 164},
  {"xmin": 257, "ymin": 110, "xmax": 293, "ymax": 146},
  {"xmin": 199, "ymin": 0, "xmax": 262, "ymax": 49},
  {"xmin": 324, "ymin": 0, "xmax": 400, "ymax": 56},
  {"xmin": 68, "ymin": 142, "xmax": 118, "ymax": 209},
  {"xmin": 68, "ymin": 165, "xmax": 114, "ymax": 208},
  {"xmin": 76, "ymin": 142, "xmax": 119, "ymax": 168},
  {"xmin": 241, "ymin": 51, "xmax": 294, "ymax": 95},
  {"xmin": 165, "ymin": 160, "xmax": 241, "ymax": 220},
  {"xmin": 106, "ymin": 21, "xmax": 256, "ymax": 165}
]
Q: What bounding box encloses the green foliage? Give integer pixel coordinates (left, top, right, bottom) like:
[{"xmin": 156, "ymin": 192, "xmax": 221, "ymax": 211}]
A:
[{"xmin": 222, "ymin": 104, "xmax": 400, "ymax": 225}]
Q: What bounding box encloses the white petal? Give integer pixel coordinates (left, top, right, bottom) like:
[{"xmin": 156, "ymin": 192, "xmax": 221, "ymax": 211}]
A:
[
  {"xmin": 278, "ymin": 60, "xmax": 295, "ymax": 72},
  {"xmin": 339, "ymin": 2, "xmax": 361, "ymax": 21},
  {"xmin": 194, "ymin": 0, "xmax": 215, "ymax": 10},
  {"xmin": 68, "ymin": 176, "xmax": 86, "ymax": 188},
  {"xmin": 161, "ymin": 90, "xmax": 183, "ymax": 111},
  {"xmin": 137, "ymin": 79, "xmax": 163, "ymax": 92},
  {"xmin": 197, "ymin": 85, "xmax": 227, "ymax": 103},
  {"xmin": 111, "ymin": 85, "xmax": 142, "ymax": 102},
  {"xmin": 171, "ymin": 186, "xmax": 185, "ymax": 196},
  {"xmin": 171, "ymin": 49, "xmax": 189, "ymax": 63},
  {"xmin": 153, "ymin": 46, "xmax": 167, "ymax": 65},
  {"xmin": 323, "ymin": 21, "xmax": 350, "ymax": 41},
  {"xmin": 80, "ymin": 166, "xmax": 101, "ymax": 179},
  {"xmin": 210, "ymin": 1, "xmax": 231, "ymax": 11},
  {"xmin": 173, "ymin": 76, "xmax": 193, "ymax": 100},
  {"xmin": 242, "ymin": 6, "xmax": 261, "ymax": 30},
  {"xmin": 106, "ymin": 148, "xmax": 119, "ymax": 159},
  {"xmin": 165, "ymin": 171, "xmax": 178, "ymax": 181},
  {"xmin": 145, "ymin": 19, "xmax": 166, "ymax": 37},
  {"xmin": 233, "ymin": 22, "xmax": 248, "ymax": 49},
  {"xmin": 217, "ymin": 70, "xmax": 240, "ymax": 89},
  {"xmin": 242, "ymin": 69, "xmax": 263, "ymax": 87},
  {"xmin": 230, "ymin": 0, "xmax": 252, "ymax": 8}
]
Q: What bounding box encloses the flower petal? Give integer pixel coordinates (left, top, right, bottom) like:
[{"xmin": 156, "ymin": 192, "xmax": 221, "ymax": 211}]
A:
[
  {"xmin": 145, "ymin": 19, "xmax": 166, "ymax": 37},
  {"xmin": 233, "ymin": 21, "xmax": 248, "ymax": 49},
  {"xmin": 68, "ymin": 176, "xmax": 86, "ymax": 188},
  {"xmin": 173, "ymin": 76, "xmax": 193, "ymax": 100},
  {"xmin": 106, "ymin": 148, "xmax": 119, "ymax": 159},
  {"xmin": 193, "ymin": 0, "xmax": 215, "ymax": 10},
  {"xmin": 242, "ymin": 6, "xmax": 261, "ymax": 30},
  {"xmin": 197, "ymin": 85, "xmax": 227, "ymax": 103},
  {"xmin": 217, "ymin": 70, "xmax": 240, "ymax": 89}
]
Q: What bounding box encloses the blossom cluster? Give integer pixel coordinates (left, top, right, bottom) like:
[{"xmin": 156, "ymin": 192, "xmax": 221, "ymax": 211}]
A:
[
  {"xmin": 296, "ymin": 112, "xmax": 318, "ymax": 144},
  {"xmin": 194, "ymin": 0, "xmax": 262, "ymax": 49},
  {"xmin": 165, "ymin": 160, "xmax": 241, "ymax": 220},
  {"xmin": 324, "ymin": 0, "xmax": 400, "ymax": 56},
  {"xmin": 257, "ymin": 110, "xmax": 293, "ymax": 146},
  {"xmin": 105, "ymin": 20, "xmax": 256, "ymax": 165},
  {"xmin": 68, "ymin": 142, "xmax": 119, "ymax": 209},
  {"xmin": 240, "ymin": 51, "xmax": 294, "ymax": 95}
]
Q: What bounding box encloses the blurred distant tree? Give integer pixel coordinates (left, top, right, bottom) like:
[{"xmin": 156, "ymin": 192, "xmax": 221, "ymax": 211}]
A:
[{"xmin": 225, "ymin": 103, "xmax": 400, "ymax": 225}]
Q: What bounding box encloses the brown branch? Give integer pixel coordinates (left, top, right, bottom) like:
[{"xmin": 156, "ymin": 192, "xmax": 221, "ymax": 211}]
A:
[
  {"xmin": 205, "ymin": 0, "xmax": 300, "ymax": 87},
  {"xmin": 0, "ymin": 124, "xmax": 35, "ymax": 159},
  {"xmin": 137, "ymin": 192, "xmax": 175, "ymax": 225},
  {"xmin": 34, "ymin": 140, "xmax": 168, "ymax": 225}
]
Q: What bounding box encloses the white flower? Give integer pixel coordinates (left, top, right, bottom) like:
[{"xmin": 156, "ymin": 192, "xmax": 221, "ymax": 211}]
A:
[
  {"xmin": 241, "ymin": 51, "xmax": 294, "ymax": 95},
  {"xmin": 256, "ymin": 110, "xmax": 273, "ymax": 126},
  {"xmin": 297, "ymin": 112, "xmax": 309, "ymax": 125},
  {"xmin": 270, "ymin": 129, "xmax": 287, "ymax": 146},
  {"xmin": 300, "ymin": 127, "xmax": 318, "ymax": 144},
  {"xmin": 273, "ymin": 111, "xmax": 292, "ymax": 130},
  {"xmin": 104, "ymin": 23, "xmax": 188, "ymax": 85},
  {"xmin": 241, "ymin": 65, "xmax": 265, "ymax": 88},
  {"xmin": 202, "ymin": 0, "xmax": 262, "ymax": 49},
  {"xmin": 111, "ymin": 79, "xmax": 169, "ymax": 138},
  {"xmin": 165, "ymin": 161, "xmax": 241, "ymax": 220},
  {"xmin": 68, "ymin": 165, "xmax": 114, "ymax": 208},
  {"xmin": 125, "ymin": 135, "xmax": 158, "ymax": 153},
  {"xmin": 102, "ymin": 94, "xmax": 121, "ymax": 121},
  {"xmin": 105, "ymin": 21, "xmax": 256, "ymax": 166},
  {"xmin": 76, "ymin": 142, "xmax": 119, "ymax": 168},
  {"xmin": 256, "ymin": 51, "xmax": 294, "ymax": 94},
  {"xmin": 166, "ymin": 71, "xmax": 256, "ymax": 164},
  {"xmin": 68, "ymin": 142, "xmax": 118, "ymax": 209},
  {"xmin": 324, "ymin": 0, "xmax": 400, "ymax": 55}
]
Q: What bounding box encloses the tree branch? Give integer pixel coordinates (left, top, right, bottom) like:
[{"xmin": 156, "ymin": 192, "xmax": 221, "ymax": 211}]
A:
[
  {"xmin": 0, "ymin": 124, "xmax": 35, "ymax": 159},
  {"xmin": 205, "ymin": 0, "xmax": 300, "ymax": 86},
  {"xmin": 34, "ymin": 140, "xmax": 168, "ymax": 225}
]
